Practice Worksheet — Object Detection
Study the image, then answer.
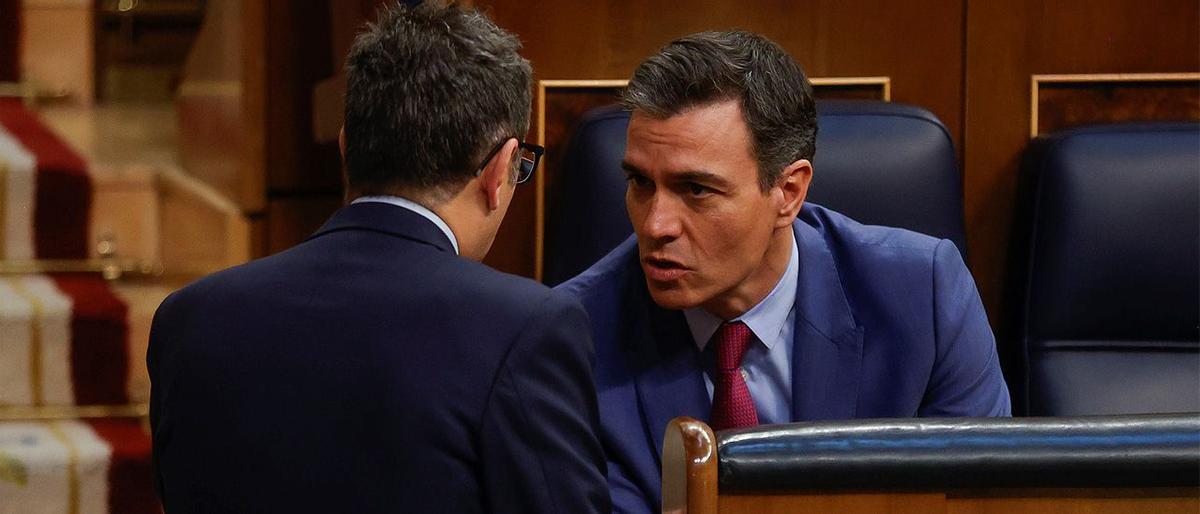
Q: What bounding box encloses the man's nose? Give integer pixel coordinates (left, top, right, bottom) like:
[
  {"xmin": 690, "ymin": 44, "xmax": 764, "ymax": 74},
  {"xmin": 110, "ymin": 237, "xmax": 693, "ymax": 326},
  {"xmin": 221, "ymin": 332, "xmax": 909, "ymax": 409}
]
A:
[{"xmin": 641, "ymin": 193, "xmax": 683, "ymax": 242}]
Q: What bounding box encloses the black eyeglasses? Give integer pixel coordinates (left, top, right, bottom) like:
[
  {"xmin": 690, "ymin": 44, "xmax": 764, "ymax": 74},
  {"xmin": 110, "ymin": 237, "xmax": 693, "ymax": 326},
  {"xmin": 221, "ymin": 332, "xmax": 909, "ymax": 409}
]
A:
[{"xmin": 476, "ymin": 137, "xmax": 544, "ymax": 184}]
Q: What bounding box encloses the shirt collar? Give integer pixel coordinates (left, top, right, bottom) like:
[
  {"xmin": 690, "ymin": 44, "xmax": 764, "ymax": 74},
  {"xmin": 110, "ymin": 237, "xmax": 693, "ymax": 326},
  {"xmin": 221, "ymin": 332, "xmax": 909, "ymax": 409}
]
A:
[
  {"xmin": 351, "ymin": 195, "xmax": 460, "ymax": 255},
  {"xmin": 684, "ymin": 232, "xmax": 799, "ymax": 351}
]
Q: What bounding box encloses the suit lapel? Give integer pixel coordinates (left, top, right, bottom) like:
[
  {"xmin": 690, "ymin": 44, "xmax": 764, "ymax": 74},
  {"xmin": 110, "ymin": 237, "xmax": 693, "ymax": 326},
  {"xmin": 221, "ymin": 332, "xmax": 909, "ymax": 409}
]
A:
[
  {"xmin": 625, "ymin": 273, "xmax": 710, "ymax": 463},
  {"xmin": 790, "ymin": 216, "xmax": 865, "ymax": 421}
]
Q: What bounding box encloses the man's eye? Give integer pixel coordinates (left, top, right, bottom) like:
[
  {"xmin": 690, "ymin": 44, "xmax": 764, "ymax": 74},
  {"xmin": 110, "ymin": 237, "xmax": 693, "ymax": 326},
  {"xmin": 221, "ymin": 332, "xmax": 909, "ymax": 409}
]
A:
[
  {"xmin": 626, "ymin": 175, "xmax": 650, "ymax": 188},
  {"xmin": 687, "ymin": 183, "xmax": 712, "ymax": 196}
]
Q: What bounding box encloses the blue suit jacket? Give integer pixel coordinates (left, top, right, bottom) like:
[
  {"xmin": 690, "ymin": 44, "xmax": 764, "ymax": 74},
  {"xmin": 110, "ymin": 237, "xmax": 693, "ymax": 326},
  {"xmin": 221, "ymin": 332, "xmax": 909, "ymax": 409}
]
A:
[
  {"xmin": 557, "ymin": 204, "xmax": 1010, "ymax": 514},
  {"xmin": 148, "ymin": 202, "xmax": 610, "ymax": 514}
]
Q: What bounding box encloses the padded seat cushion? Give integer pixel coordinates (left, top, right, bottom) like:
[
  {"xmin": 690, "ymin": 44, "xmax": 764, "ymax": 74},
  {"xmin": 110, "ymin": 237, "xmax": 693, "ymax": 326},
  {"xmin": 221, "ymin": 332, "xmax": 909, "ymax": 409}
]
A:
[{"xmin": 1021, "ymin": 123, "xmax": 1200, "ymax": 415}]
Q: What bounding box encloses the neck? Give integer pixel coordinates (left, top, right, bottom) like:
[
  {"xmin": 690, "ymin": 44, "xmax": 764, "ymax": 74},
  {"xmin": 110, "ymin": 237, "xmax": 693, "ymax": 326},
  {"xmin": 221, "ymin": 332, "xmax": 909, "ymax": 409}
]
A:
[
  {"xmin": 432, "ymin": 198, "xmax": 477, "ymax": 259},
  {"xmin": 701, "ymin": 226, "xmax": 794, "ymax": 320}
]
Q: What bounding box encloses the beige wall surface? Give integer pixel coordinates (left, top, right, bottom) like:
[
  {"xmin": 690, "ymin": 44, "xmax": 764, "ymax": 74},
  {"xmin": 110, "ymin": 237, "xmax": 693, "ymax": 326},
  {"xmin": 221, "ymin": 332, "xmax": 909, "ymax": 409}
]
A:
[{"xmin": 21, "ymin": 0, "xmax": 94, "ymax": 106}]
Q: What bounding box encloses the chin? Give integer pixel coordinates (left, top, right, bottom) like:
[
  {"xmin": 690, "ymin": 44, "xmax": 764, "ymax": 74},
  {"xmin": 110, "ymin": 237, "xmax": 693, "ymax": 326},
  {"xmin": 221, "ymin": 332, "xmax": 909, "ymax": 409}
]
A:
[{"xmin": 645, "ymin": 281, "xmax": 704, "ymax": 311}]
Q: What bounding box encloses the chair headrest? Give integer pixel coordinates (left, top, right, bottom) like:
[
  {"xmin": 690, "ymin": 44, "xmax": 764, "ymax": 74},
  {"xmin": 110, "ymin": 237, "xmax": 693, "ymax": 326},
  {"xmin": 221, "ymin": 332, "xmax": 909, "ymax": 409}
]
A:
[
  {"xmin": 1023, "ymin": 123, "xmax": 1200, "ymax": 341},
  {"xmin": 810, "ymin": 100, "xmax": 965, "ymax": 253}
]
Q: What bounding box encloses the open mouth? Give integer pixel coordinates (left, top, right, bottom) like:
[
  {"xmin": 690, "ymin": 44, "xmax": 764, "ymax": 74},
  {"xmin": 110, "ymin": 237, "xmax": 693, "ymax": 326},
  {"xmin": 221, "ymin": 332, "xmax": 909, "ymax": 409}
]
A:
[{"xmin": 642, "ymin": 256, "xmax": 689, "ymax": 282}]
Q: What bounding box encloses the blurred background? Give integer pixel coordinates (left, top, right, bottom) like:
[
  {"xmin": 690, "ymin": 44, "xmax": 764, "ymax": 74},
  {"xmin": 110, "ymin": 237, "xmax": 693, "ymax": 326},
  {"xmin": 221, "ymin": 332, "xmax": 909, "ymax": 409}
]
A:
[
  {"xmin": 4, "ymin": 0, "xmax": 1197, "ymax": 308},
  {"xmin": 0, "ymin": 1, "xmax": 1196, "ymax": 512}
]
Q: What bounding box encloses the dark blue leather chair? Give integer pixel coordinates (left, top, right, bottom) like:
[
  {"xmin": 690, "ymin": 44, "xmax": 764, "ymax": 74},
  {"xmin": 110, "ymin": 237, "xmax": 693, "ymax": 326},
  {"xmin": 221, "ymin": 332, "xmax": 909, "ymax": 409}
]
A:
[
  {"xmin": 544, "ymin": 100, "xmax": 967, "ymax": 286},
  {"xmin": 1016, "ymin": 123, "xmax": 1200, "ymax": 416}
]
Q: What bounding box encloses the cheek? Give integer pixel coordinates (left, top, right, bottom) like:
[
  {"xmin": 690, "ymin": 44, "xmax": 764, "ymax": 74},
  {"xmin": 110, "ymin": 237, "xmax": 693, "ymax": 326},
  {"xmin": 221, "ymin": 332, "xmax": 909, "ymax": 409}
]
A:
[{"xmin": 694, "ymin": 204, "xmax": 772, "ymax": 265}]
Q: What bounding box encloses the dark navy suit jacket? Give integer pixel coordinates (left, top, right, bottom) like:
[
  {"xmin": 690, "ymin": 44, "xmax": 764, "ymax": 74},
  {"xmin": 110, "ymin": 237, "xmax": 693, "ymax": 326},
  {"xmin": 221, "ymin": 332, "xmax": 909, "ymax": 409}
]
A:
[
  {"xmin": 148, "ymin": 202, "xmax": 610, "ymax": 513},
  {"xmin": 557, "ymin": 204, "xmax": 1010, "ymax": 514}
]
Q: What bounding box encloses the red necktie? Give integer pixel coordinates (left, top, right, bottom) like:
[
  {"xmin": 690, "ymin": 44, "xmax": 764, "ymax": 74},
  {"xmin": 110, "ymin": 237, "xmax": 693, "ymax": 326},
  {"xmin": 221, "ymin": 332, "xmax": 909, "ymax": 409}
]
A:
[{"xmin": 709, "ymin": 321, "xmax": 759, "ymax": 431}]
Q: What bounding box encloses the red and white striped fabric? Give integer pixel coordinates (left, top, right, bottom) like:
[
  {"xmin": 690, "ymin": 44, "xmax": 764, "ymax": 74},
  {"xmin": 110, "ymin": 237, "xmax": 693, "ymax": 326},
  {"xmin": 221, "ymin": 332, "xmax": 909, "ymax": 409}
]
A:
[
  {"xmin": 0, "ymin": 99, "xmax": 91, "ymax": 260},
  {"xmin": 0, "ymin": 419, "xmax": 157, "ymax": 514},
  {"xmin": 0, "ymin": 85, "xmax": 155, "ymax": 514},
  {"xmin": 0, "ymin": 102, "xmax": 133, "ymax": 407},
  {"xmin": 0, "ymin": 275, "xmax": 74, "ymax": 406},
  {"xmin": 0, "ymin": 274, "xmax": 131, "ymax": 407},
  {"xmin": 0, "ymin": 122, "xmax": 36, "ymax": 260}
]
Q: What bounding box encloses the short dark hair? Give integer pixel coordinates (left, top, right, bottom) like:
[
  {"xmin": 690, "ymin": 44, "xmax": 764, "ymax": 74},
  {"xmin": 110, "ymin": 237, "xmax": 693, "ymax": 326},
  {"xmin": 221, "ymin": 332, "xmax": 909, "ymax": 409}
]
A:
[
  {"xmin": 621, "ymin": 31, "xmax": 817, "ymax": 191},
  {"xmin": 343, "ymin": 2, "xmax": 532, "ymax": 203}
]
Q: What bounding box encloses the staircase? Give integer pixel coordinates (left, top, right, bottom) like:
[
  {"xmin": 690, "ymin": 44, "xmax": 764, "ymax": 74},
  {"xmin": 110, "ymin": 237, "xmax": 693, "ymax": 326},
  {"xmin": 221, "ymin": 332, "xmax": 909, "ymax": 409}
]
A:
[{"xmin": 0, "ymin": 98, "xmax": 247, "ymax": 513}]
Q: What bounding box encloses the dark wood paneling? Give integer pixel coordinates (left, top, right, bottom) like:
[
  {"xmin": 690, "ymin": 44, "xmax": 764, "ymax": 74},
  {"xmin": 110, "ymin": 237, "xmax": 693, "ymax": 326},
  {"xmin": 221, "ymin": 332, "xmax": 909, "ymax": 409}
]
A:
[
  {"xmin": 483, "ymin": 0, "xmax": 963, "ymax": 147},
  {"xmin": 964, "ymin": 0, "xmax": 1200, "ymax": 324},
  {"xmin": 484, "ymin": 161, "xmax": 539, "ymax": 275},
  {"xmin": 246, "ymin": 1, "xmax": 375, "ymax": 257},
  {"xmin": 177, "ymin": 88, "xmax": 244, "ymax": 205},
  {"xmin": 499, "ymin": 85, "xmax": 623, "ymax": 278},
  {"xmin": 93, "ymin": 2, "xmax": 204, "ymax": 101},
  {"xmin": 1035, "ymin": 77, "xmax": 1200, "ymax": 136},
  {"xmin": 248, "ymin": 214, "xmax": 268, "ymax": 259},
  {"xmin": 263, "ymin": 0, "xmax": 341, "ymax": 193},
  {"xmin": 814, "ymin": 85, "xmax": 887, "ymax": 101},
  {"xmin": 176, "ymin": 0, "xmax": 250, "ymax": 214},
  {"xmin": 266, "ymin": 196, "xmax": 342, "ymax": 255},
  {"xmin": 0, "ymin": 0, "xmax": 21, "ymax": 82}
]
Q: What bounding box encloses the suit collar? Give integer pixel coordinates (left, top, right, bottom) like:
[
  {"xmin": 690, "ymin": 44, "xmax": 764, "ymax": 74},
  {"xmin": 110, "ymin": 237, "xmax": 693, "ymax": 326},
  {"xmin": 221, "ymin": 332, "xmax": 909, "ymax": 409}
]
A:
[
  {"xmin": 352, "ymin": 196, "xmax": 460, "ymax": 254},
  {"xmin": 791, "ymin": 211, "xmax": 860, "ymax": 343},
  {"xmin": 308, "ymin": 202, "xmax": 456, "ymax": 253},
  {"xmin": 789, "ymin": 208, "xmax": 864, "ymax": 420}
]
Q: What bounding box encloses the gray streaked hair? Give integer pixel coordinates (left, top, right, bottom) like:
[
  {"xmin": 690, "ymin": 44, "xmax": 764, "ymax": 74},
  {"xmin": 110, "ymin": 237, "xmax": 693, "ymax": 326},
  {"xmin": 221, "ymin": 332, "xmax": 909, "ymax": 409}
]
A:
[
  {"xmin": 622, "ymin": 31, "xmax": 817, "ymax": 191},
  {"xmin": 343, "ymin": 2, "xmax": 532, "ymax": 203}
]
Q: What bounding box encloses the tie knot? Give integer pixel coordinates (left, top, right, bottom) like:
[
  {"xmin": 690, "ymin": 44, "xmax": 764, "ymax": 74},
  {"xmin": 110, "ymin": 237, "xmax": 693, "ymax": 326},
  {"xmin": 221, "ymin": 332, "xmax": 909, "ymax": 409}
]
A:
[{"xmin": 714, "ymin": 321, "xmax": 753, "ymax": 371}]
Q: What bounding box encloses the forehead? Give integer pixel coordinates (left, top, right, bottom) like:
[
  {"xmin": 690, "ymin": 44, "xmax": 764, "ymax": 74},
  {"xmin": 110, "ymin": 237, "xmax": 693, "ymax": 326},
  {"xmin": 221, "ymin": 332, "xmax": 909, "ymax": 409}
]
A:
[{"xmin": 624, "ymin": 99, "xmax": 755, "ymax": 176}]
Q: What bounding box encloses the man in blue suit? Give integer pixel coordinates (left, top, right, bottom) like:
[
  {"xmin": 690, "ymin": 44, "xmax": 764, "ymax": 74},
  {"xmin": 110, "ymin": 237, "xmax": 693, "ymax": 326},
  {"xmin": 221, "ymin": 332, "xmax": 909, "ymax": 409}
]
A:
[
  {"xmin": 148, "ymin": 4, "xmax": 608, "ymax": 513},
  {"xmin": 558, "ymin": 31, "xmax": 1010, "ymax": 514}
]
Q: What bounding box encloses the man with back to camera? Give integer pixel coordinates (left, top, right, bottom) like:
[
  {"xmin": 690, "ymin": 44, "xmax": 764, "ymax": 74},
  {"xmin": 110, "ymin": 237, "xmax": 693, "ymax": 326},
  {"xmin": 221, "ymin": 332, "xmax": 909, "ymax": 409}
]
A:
[
  {"xmin": 147, "ymin": 4, "xmax": 609, "ymax": 513},
  {"xmin": 557, "ymin": 31, "xmax": 1011, "ymax": 514}
]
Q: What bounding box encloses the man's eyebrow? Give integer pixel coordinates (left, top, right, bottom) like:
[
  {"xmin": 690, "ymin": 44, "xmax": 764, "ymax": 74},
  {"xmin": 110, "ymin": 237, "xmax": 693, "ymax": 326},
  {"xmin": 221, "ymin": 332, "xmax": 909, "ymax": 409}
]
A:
[
  {"xmin": 619, "ymin": 163, "xmax": 732, "ymax": 189},
  {"xmin": 674, "ymin": 170, "xmax": 731, "ymax": 189}
]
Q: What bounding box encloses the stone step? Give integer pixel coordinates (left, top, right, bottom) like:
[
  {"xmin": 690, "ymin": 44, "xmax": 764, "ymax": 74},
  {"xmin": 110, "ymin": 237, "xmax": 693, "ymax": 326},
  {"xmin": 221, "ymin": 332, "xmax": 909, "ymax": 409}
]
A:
[
  {"xmin": 0, "ymin": 276, "xmax": 176, "ymax": 410},
  {"xmin": 0, "ymin": 418, "xmax": 157, "ymax": 513}
]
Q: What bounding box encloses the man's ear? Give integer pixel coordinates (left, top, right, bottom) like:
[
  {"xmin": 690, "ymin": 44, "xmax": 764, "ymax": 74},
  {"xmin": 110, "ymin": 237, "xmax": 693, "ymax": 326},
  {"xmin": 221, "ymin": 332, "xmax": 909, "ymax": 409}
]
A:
[
  {"xmin": 479, "ymin": 138, "xmax": 519, "ymax": 211},
  {"xmin": 339, "ymin": 127, "xmax": 347, "ymax": 160},
  {"xmin": 773, "ymin": 159, "xmax": 813, "ymax": 228}
]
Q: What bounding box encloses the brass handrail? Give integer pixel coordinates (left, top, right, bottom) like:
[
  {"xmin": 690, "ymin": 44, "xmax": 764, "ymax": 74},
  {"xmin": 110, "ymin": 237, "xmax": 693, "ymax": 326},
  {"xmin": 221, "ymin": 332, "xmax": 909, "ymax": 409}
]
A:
[
  {"xmin": 0, "ymin": 81, "xmax": 72, "ymax": 106},
  {"xmin": 0, "ymin": 403, "xmax": 148, "ymax": 421},
  {"xmin": 0, "ymin": 258, "xmax": 163, "ymax": 280}
]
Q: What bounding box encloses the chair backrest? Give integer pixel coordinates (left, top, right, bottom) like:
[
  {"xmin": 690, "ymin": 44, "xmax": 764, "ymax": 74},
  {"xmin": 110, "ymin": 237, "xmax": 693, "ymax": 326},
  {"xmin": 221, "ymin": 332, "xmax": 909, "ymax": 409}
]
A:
[
  {"xmin": 663, "ymin": 414, "xmax": 1200, "ymax": 514},
  {"xmin": 543, "ymin": 100, "xmax": 966, "ymax": 285},
  {"xmin": 1018, "ymin": 123, "xmax": 1200, "ymax": 416}
]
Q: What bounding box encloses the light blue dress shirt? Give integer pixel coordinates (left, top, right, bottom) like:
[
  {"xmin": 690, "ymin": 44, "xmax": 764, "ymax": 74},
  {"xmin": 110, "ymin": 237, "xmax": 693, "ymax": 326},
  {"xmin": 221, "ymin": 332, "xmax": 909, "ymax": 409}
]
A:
[
  {"xmin": 683, "ymin": 233, "xmax": 799, "ymax": 425},
  {"xmin": 352, "ymin": 195, "xmax": 460, "ymax": 255}
]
